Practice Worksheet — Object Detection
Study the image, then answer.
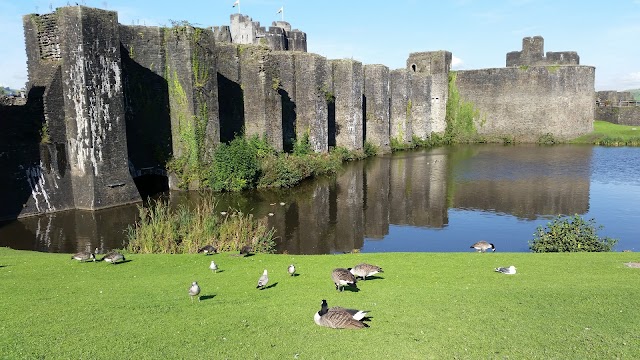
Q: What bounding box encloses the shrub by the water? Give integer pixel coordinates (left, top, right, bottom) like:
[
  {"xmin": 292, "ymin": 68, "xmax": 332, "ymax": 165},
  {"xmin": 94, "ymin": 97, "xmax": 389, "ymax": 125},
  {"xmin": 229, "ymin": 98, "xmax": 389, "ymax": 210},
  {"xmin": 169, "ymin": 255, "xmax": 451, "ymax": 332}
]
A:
[
  {"xmin": 126, "ymin": 198, "xmax": 276, "ymax": 254},
  {"xmin": 206, "ymin": 136, "xmax": 262, "ymax": 192},
  {"xmin": 529, "ymin": 214, "xmax": 618, "ymax": 252}
]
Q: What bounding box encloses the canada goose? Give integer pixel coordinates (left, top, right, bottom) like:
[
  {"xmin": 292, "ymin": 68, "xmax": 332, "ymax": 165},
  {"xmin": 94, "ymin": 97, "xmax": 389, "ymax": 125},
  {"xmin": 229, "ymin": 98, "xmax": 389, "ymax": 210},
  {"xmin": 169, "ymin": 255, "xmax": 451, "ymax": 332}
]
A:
[
  {"xmin": 288, "ymin": 264, "xmax": 296, "ymax": 276},
  {"xmin": 240, "ymin": 245, "xmax": 253, "ymax": 257},
  {"xmin": 495, "ymin": 266, "xmax": 517, "ymax": 275},
  {"xmin": 102, "ymin": 251, "xmax": 125, "ymax": 264},
  {"xmin": 257, "ymin": 269, "xmax": 269, "ymax": 289},
  {"xmin": 322, "ymin": 299, "xmax": 369, "ymax": 321},
  {"xmin": 314, "ymin": 299, "xmax": 368, "ymax": 329},
  {"xmin": 209, "ymin": 260, "xmax": 218, "ymax": 273},
  {"xmin": 349, "ymin": 263, "xmax": 383, "ymax": 280},
  {"xmin": 470, "ymin": 241, "xmax": 496, "ymax": 253},
  {"xmin": 189, "ymin": 281, "xmax": 201, "ymax": 302},
  {"xmin": 71, "ymin": 248, "xmax": 97, "ymax": 262},
  {"xmin": 331, "ymin": 268, "xmax": 357, "ymax": 292},
  {"xmin": 198, "ymin": 245, "xmax": 217, "ymax": 255}
]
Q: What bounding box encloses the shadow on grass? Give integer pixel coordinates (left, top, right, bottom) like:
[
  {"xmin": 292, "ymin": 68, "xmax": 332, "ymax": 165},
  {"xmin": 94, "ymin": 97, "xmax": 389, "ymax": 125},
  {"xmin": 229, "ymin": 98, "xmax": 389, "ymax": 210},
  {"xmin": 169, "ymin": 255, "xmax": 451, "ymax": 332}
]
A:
[
  {"xmin": 228, "ymin": 253, "xmax": 255, "ymax": 258},
  {"xmin": 210, "ymin": 269, "xmax": 225, "ymax": 274},
  {"xmin": 359, "ymin": 275, "xmax": 384, "ymax": 281},
  {"xmin": 338, "ymin": 286, "xmax": 360, "ymax": 293},
  {"xmin": 259, "ymin": 282, "xmax": 278, "ymax": 290},
  {"xmin": 291, "ymin": 273, "xmax": 300, "ymax": 277},
  {"xmin": 104, "ymin": 259, "xmax": 132, "ymax": 265},
  {"xmin": 200, "ymin": 294, "xmax": 216, "ymax": 301}
]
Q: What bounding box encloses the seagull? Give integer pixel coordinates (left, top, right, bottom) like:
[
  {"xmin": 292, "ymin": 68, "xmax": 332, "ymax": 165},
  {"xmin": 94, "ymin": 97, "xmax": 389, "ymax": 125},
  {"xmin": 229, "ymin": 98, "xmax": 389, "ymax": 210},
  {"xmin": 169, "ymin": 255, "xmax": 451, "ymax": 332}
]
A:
[
  {"xmin": 495, "ymin": 266, "xmax": 517, "ymax": 275},
  {"xmin": 257, "ymin": 269, "xmax": 269, "ymax": 289},
  {"xmin": 349, "ymin": 263, "xmax": 383, "ymax": 280},
  {"xmin": 470, "ymin": 241, "xmax": 496, "ymax": 253},
  {"xmin": 313, "ymin": 299, "xmax": 368, "ymax": 329},
  {"xmin": 288, "ymin": 264, "xmax": 296, "ymax": 276},
  {"xmin": 209, "ymin": 260, "xmax": 218, "ymax": 273},
  {"xmin": 198, "ymin": 245, "xmax": 217, "ymax": 255},
  {"xmin": 189, "ymin": 281, "xmax": 201, "ymax": 302}
]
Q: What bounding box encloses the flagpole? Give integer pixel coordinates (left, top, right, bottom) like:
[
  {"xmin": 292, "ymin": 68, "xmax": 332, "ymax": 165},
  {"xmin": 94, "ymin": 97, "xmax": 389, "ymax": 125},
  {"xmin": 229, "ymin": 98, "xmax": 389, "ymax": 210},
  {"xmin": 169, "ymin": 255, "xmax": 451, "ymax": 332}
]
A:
[{"xmin": 281, "ymin": 6, "xmax": 284, "ymax": 21}]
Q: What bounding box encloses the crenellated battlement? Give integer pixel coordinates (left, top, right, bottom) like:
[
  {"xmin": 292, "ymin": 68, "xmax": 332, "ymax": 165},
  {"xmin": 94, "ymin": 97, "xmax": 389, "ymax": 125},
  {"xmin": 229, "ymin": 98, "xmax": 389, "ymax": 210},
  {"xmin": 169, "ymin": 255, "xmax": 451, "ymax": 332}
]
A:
[
  {"xmin": 506, "ymin": 36, "xmax": 579, "ymax": 67},
  {"xmin": 228, "ymin": 13, "xmax": 306, "ymax": 51}
]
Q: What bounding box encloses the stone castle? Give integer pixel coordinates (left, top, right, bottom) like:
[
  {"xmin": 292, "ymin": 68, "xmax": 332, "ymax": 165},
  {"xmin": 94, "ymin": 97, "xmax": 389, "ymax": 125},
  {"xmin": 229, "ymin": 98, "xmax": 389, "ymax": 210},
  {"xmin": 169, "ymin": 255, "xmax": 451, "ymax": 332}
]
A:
[{"xmin": 0, "ymin": 5, "xmax": 595, "ymax": 219}]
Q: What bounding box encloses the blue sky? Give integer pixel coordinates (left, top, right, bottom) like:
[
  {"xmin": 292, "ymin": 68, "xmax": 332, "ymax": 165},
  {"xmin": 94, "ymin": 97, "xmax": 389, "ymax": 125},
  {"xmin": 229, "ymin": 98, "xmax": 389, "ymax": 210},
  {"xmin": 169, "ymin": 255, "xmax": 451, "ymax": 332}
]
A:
[{"xmin": 1, "ymin": 0, "xmax": 639, "ymax": 91}]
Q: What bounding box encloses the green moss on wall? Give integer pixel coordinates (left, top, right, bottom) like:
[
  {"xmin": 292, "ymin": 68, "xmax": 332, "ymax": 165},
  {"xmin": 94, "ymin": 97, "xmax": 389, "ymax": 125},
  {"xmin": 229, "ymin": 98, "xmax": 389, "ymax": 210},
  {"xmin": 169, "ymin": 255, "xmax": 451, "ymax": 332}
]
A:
[
  {"xmin": 547, "ymin": 65, "xmax": 560, "ymax": 73},
  {"xmin": 446, "ymin": 71, "xmax": 479, "ymax": 141}
]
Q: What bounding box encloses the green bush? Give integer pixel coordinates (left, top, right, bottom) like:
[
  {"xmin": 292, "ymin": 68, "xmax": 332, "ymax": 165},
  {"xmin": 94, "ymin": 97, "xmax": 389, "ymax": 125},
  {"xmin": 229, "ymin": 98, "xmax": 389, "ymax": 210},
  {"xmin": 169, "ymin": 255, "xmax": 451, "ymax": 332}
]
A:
[
  {"xmin": 529, "ymin": 214, "xmax": 618, "ymax": 252},
  {"xmin": 206, "ymin": 136, "xmax": 261, "ymax": 191},
  {"xmin": 258, "ymin": 153, "xmax": 309, "ymax": 188},
  {"xmin": 293, "ymin": 133, "xmax": 313, "ymax": 156},
  {"xmin": 537, "ymin": 133, "xmax": 557, "ymax": 145},
  {"xmin": 363, "ymin": 140, "xmax": 378, "ymax": 157}
]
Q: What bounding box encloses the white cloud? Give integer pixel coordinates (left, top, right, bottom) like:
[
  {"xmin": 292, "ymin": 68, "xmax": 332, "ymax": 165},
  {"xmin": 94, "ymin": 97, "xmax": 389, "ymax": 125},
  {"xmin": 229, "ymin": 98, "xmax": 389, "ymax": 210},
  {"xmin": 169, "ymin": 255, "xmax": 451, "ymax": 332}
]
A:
[
  {"xmin": 619, "ymin": 71, "xmax": 640, "ymax": 89},
  {"xmin": 451, "ymin": 55, "xmax": 464, "ymax": 70}
]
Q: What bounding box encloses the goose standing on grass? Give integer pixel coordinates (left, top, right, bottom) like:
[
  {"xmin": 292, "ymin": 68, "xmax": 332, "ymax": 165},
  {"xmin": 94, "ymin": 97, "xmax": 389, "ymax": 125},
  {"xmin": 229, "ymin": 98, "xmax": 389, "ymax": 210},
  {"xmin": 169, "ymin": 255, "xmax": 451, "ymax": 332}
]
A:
[
  {"xmin": 322, "ymin": 300, "xmax": 369, "ymax": 321},
  {"xmin": 240, "ymin": 245, "xmax": 253, "ymax": 257},
  {"xmin": 495, "ymin": 266, "xmax": 517, "ymax": 275},
  {"xmin": 314, "ymin": 299, "xmax": 368, "ymax": 329},
  {"xmin": 71, "ymin": 248, "xmax": 97, "ymax": 262},
  {"xmin": 198, "ymin": 245, "xmax": 217, "ymax": 255},
  {"xmin": 349, "ymin": 263, "xmax": 383, "ymax": 280},
  {"xmin": 470, "ymin": 241, "xmax": 496, "ymax": 253},
  {"xmin": 331, "ymin": 268, "xmax": 358, "ymax": 292},
  {"xmin": 257, "ymin": 269, "xmax": 269, "ymax": 289},
  {"xmin": 209, "ymin": 260, "xmax": 218, "ymax": 273},
  {"xmin": 102, "ymin": 251, "xmax": 125, "ymax": 264},
  {"xmin": 189, "ymin": 281, "xmax": 201, "ymax": 302},
  {"xmin": 288, "ymin": 264, "xmax": 296, "ymax": 276}
]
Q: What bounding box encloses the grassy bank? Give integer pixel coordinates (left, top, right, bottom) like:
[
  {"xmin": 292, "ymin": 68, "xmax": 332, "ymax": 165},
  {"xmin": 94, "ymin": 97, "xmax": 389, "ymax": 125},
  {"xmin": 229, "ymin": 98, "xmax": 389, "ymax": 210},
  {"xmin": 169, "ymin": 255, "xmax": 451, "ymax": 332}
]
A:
[
  {"xmin": 1, "ymin": 247, "xmax": 639, "ymax": 359},
  {"xmin": 572, "ymin": 120, "xmax": 640, "ymax": 145}
]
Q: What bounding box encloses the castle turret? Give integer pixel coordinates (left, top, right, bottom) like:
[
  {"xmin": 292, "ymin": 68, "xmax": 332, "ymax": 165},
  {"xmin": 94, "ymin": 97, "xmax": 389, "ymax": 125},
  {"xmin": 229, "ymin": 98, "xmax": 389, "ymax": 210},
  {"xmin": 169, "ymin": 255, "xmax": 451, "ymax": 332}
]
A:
[{"xmin": 507, "ymin": 36, "xmax": 579, "ymax": 66}]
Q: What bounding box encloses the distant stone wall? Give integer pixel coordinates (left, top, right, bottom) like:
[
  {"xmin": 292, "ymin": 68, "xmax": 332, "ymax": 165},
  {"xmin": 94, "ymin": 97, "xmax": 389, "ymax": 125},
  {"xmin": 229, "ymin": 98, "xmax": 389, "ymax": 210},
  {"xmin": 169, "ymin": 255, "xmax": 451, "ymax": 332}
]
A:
[
  {"xmin": 596, "ymin": 106, "xmax": 640, "ymax": 126},
  {"xmin": 456, "ymin": 66, "xmax": 595, "ymax": 141},
  {"xmin": 595, "ymin": 90, "xmax": 640, "ymax": 125},
  {"xmin": 596, "ymin": 90, "xmax": 634, "ymax": 106}
]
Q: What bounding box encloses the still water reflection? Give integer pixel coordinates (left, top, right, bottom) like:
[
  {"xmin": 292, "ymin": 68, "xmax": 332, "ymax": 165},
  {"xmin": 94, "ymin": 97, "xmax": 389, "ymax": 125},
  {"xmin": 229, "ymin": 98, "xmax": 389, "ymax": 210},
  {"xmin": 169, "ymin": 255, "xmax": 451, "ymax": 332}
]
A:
[{"xmin": 2, "ymin": 145, "xmax": 639, "ymax": 254}]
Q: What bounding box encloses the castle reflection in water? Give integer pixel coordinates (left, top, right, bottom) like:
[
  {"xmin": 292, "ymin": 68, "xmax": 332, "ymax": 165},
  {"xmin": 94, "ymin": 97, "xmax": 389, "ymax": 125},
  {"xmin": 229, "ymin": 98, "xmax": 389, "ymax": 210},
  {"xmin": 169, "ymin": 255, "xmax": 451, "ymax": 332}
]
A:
[{"xmin": 0, "ymin": 145, "xmax": 592, "ymax": 254}]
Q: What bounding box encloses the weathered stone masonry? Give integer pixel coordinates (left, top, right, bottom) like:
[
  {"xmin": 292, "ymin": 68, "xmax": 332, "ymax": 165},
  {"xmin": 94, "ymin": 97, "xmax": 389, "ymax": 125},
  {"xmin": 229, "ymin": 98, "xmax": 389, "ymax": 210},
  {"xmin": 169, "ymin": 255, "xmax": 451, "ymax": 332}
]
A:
[
  {"xmin": 456, "ymin": 37, "xmax": 594, "ymax": 142},
  {"xmin": 0, "ymin": 4, "xmax": 595, "ymax": 220}
]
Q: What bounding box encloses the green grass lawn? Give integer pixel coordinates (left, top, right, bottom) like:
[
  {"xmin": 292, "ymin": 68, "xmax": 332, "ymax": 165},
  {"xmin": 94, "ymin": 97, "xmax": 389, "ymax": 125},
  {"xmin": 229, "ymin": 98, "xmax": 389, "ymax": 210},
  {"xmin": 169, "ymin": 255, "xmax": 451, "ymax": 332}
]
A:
[
  {"xmin": 572, "ymin": 120, "xmax": 640, "ymax": 145},
  {"xmin": 1, "ymin": 247, "xmax": 639, "ymax": 359}
]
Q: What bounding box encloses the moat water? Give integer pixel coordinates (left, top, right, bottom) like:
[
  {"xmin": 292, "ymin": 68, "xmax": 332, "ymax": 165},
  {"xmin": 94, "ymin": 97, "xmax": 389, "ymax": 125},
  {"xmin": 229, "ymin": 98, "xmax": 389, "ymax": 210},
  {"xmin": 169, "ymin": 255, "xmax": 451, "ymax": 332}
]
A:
[{"xmin": 1, "ymin": 144, "xmax": 639, "ymax": 254}]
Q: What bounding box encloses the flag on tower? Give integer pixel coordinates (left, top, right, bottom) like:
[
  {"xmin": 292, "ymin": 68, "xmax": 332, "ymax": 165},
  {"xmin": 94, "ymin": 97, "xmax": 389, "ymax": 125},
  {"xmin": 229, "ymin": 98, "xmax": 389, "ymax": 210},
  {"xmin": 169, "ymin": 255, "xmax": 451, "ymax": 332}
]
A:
[
  {"xmin": 277, "ymin": 6, "xmax": 283, "ymax": 14},
  {"xmin": 233, "ymin": 0, "xmax": 239, "ymax": 7}
]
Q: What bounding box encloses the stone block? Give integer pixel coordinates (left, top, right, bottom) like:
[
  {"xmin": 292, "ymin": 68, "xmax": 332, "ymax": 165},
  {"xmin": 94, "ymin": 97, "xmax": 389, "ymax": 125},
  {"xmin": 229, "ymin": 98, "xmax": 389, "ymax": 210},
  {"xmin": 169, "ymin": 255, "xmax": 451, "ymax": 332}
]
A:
[{"xmin": 364, "ymin": 64, "xmax": 390, "ymax": 152}]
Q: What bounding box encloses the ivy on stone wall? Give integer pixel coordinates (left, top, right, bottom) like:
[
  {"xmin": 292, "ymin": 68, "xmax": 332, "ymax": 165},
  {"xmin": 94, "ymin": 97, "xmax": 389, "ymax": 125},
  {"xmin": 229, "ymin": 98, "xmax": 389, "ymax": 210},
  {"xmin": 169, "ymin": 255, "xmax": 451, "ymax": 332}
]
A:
[{"xmin": 445, "ymin": 71, "xmax": 479, "ymax": 141}]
